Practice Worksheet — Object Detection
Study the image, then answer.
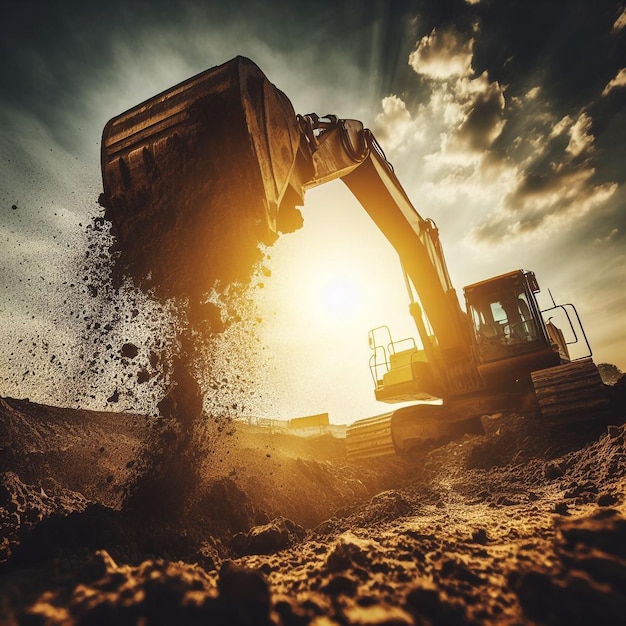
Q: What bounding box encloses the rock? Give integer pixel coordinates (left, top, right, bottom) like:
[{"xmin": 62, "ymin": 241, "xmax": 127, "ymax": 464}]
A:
[
  {"xmin": 121, "ymin": 343, "xmax": 139, "ymax": 359},
  {"xmin": 544, "ymin": 460, "xmax": 566, "ymax": 479},
  {"xmin": 439, "ymin": 557, "xmax": 485, "ymax": 586},
  {"xmin": 562, "ymin": 547, "xmax": 626, "ymax": 588},
  {"xmin": 597, "ymin": 493, "xmax": 619, "ymax": 507},
  {"xmin": 471, "ymin": 528, "xmax": 489, "ymax": 545},
  {"xmin": 325, "ymin": 533, "xmax": 378, "ymax": 573},
  {"xmin": 513, "ymin": 569, "xmax": 626, "ymax": 625},
  {"xmin": 217, "ymin": 560, "xmax": 271, "ymax": 625},
  {"xmin": 405, "ymin": 584, "xmax": 469, "ymax": 624},
  {"xmin": 237, "ymin": 517, "xmax": 305, "ymax": 555},
  {"xmin": 321, "ymin": 574, "xmax": 358, "ymax": 597},
  {"xmin": 513, "ymin": 510, "xmax": 626, "ymax": 625},
  {"xmin": 557, "ymin": 509, "xmax": 626, "ymax": 559},
  {"xmin": 480, "ymin": 413, "xmax": 504, "ymax": 434},
  {"xmin": 554, "ymin": 502, "xmax": 569, "ymax": 515}
]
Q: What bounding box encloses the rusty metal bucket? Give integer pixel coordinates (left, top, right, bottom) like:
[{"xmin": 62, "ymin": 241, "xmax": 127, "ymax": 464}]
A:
[{"xmin": 100, "ymin": 56, "xmax": 307, "ymax": 299}]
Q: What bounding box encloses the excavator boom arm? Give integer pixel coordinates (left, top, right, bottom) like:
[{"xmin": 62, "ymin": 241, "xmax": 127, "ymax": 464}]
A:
[{"xmin": 295, "ymin": 112, "xmax": 474, "ymax": 388}]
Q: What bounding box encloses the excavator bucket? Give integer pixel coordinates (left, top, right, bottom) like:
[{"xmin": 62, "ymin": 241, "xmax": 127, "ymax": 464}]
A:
[{"xmin": 100, "ymin": 56, "xmax": 309, "ymax": 299}]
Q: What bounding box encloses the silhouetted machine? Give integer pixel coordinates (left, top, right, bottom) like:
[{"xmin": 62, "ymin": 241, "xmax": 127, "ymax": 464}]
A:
[{"xmin": 100, "ymin": 57, "xmax": 610, "ymax": 458}]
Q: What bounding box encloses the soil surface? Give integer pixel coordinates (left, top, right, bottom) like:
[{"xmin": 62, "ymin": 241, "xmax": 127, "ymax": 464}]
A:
[{"xmin": 1, "ymin": 386, "xmax": 625, "ymax": 625}]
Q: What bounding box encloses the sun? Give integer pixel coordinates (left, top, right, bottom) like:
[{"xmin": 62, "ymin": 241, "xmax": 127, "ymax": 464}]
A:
[{"xmin": 317, "ymin": 274, "xmax": 364, "ymax": 321}]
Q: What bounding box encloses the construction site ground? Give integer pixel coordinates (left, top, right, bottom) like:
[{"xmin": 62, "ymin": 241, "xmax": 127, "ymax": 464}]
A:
[{"xmin": 1, "ymin": 389, "xmax": 626, "ymax": 626}]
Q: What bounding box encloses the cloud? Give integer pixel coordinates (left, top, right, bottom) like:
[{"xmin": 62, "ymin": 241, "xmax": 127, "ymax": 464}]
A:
[
  {"xmin": 525, "ymin": 86, "xmax": 541, "ymax": 100},
  {"xmin": 471, "ymin": 154, "xmax": 618, "ymax": 244},
  {"xmin": 466, "ymin": 98, "xmax": 619, "ymax": 245},
  {"xmin": 372, "ymin": 95, "xmax": 421, "ymax": 152},
  {"xmin": 549, "ymin": 115, "xmax": 573, "ymax": 138},
  {"xmin": 566, "ymin": 112, "xmax": 594, "ymax": 157},
  {"xmin": 613, "ymin": 8, "xmax": 626, "ymax": 32},
  {"xmin": 443, "ymin": 72, "xmax": 506, "ymax": 155},
  {"xmin": 408, "ymin": 26, "xmax": 474, "ymax": 80},
  {"xmin": 602, "ymin": 68, "xmax": 626, "ymax": 95},
  {"xmin": 507, "ymin": 164, "xmax": 591, "ymax": 211},
  {"xmin": 471, "ymin": 183, "xmax": 617, "ymax": 244},
  {"xmin": 506, "ymin": 111, "xmax": 597, "ymax": 211},
  {"xmin": 397, "ymin": 7, "xmax": 621, "ymax": 259}
]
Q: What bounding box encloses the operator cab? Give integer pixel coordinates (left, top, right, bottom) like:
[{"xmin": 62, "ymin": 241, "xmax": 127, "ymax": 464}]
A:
[{"xmin": 463, "ymin": 270, "xmax": 562, "ymax": 388}]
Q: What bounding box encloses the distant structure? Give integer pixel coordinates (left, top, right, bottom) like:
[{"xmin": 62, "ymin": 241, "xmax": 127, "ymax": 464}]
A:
[{"xmin": 288, "ymin": 413, "xmax": 329, "ymax": 435}]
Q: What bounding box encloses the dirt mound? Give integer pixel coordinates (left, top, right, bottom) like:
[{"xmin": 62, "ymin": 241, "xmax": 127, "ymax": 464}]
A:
[
  {"xmin": 14, "ymin": 552, "xmax": 274, "ymax": 626},
  {"xmin": 0, "ymin": 472, "xmax": 89, "ymax": 564},
  {"xmin": 0, "ymin": 397, "xmax": 153, "ymax": 508},
  {"xmin": 0, "ymin": 397, "xmax": 404, "ymax": 562},
  {"xmin": 2, "ymin": 394, "xmax": 626, "ymax": 624},
  {"xmin": 512, "ymin": 508, "xmax": 626, "ymax": 625}
]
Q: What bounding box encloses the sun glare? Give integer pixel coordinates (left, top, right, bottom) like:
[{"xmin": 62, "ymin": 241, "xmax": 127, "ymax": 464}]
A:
[
  {"xmin": 316, "ymin": 273, "xmax": 364, "ymax": 321},
  {"xmin": 252, "ymin": 183, "xmax": 424, "ymax": 423}
]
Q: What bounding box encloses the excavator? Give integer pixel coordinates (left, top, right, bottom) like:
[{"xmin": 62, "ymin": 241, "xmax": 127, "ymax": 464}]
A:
[{"xmin": 99, "ymin": 56, "xmax": 610, "ymax": 459}]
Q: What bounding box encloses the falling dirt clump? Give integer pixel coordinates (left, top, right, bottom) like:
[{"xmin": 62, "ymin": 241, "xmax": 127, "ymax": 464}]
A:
[
  {"xmin": 67, "ymin": 161, "xmax": 284, "ymax": 538},
  {"xmin": 121, "ymin": 356, "xmax": 209, "ymax": 522},
  {"xmin": 120, "ymin": 343, "xmax": 139, "ymax": 359}
]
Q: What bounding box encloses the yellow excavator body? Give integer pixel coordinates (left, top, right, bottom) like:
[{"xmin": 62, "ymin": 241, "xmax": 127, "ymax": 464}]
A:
[{"xmin": 100, "ymin": 56, "xmax": 611, "ymax": 460}]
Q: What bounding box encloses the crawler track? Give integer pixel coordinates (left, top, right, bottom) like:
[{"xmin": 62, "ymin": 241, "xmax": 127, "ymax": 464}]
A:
[{"xmin": 532, "ymin": 358, "xmax": 611, "ymax": 426}]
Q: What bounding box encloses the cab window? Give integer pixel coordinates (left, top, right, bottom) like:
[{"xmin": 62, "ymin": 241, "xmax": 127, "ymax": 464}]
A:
[{"xmin": 468, "ymin": 284, "xmax": 539, "ymax": 361}]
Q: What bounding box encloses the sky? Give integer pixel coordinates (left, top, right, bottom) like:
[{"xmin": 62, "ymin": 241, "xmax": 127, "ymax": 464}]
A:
[{"xmin": 1, "ymin": 0, "xmax": 625, "ymax": 423}]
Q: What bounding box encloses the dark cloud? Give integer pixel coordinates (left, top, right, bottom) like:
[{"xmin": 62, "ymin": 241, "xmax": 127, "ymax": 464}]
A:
[
  {"xmin": 472, "ymin": 1, "xmax": 625, "ymax": 206},
  {"xmin": 448, "ymin": 74, "xmax": 505, "ymax": 153},
  {"xmin": 473, "ymin": 0, "xmax": 624, "ymax": 105},
  {"xmin": 471, "ymin": 113, "xmax": 618, "ymax": 243},
  {"xmin": 440, "ymin": 0, "xmax": 626, "ymax": 246},
  {"xmin": 0, "ymin": 0, "xmax": 434, "ymax": 129}
]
